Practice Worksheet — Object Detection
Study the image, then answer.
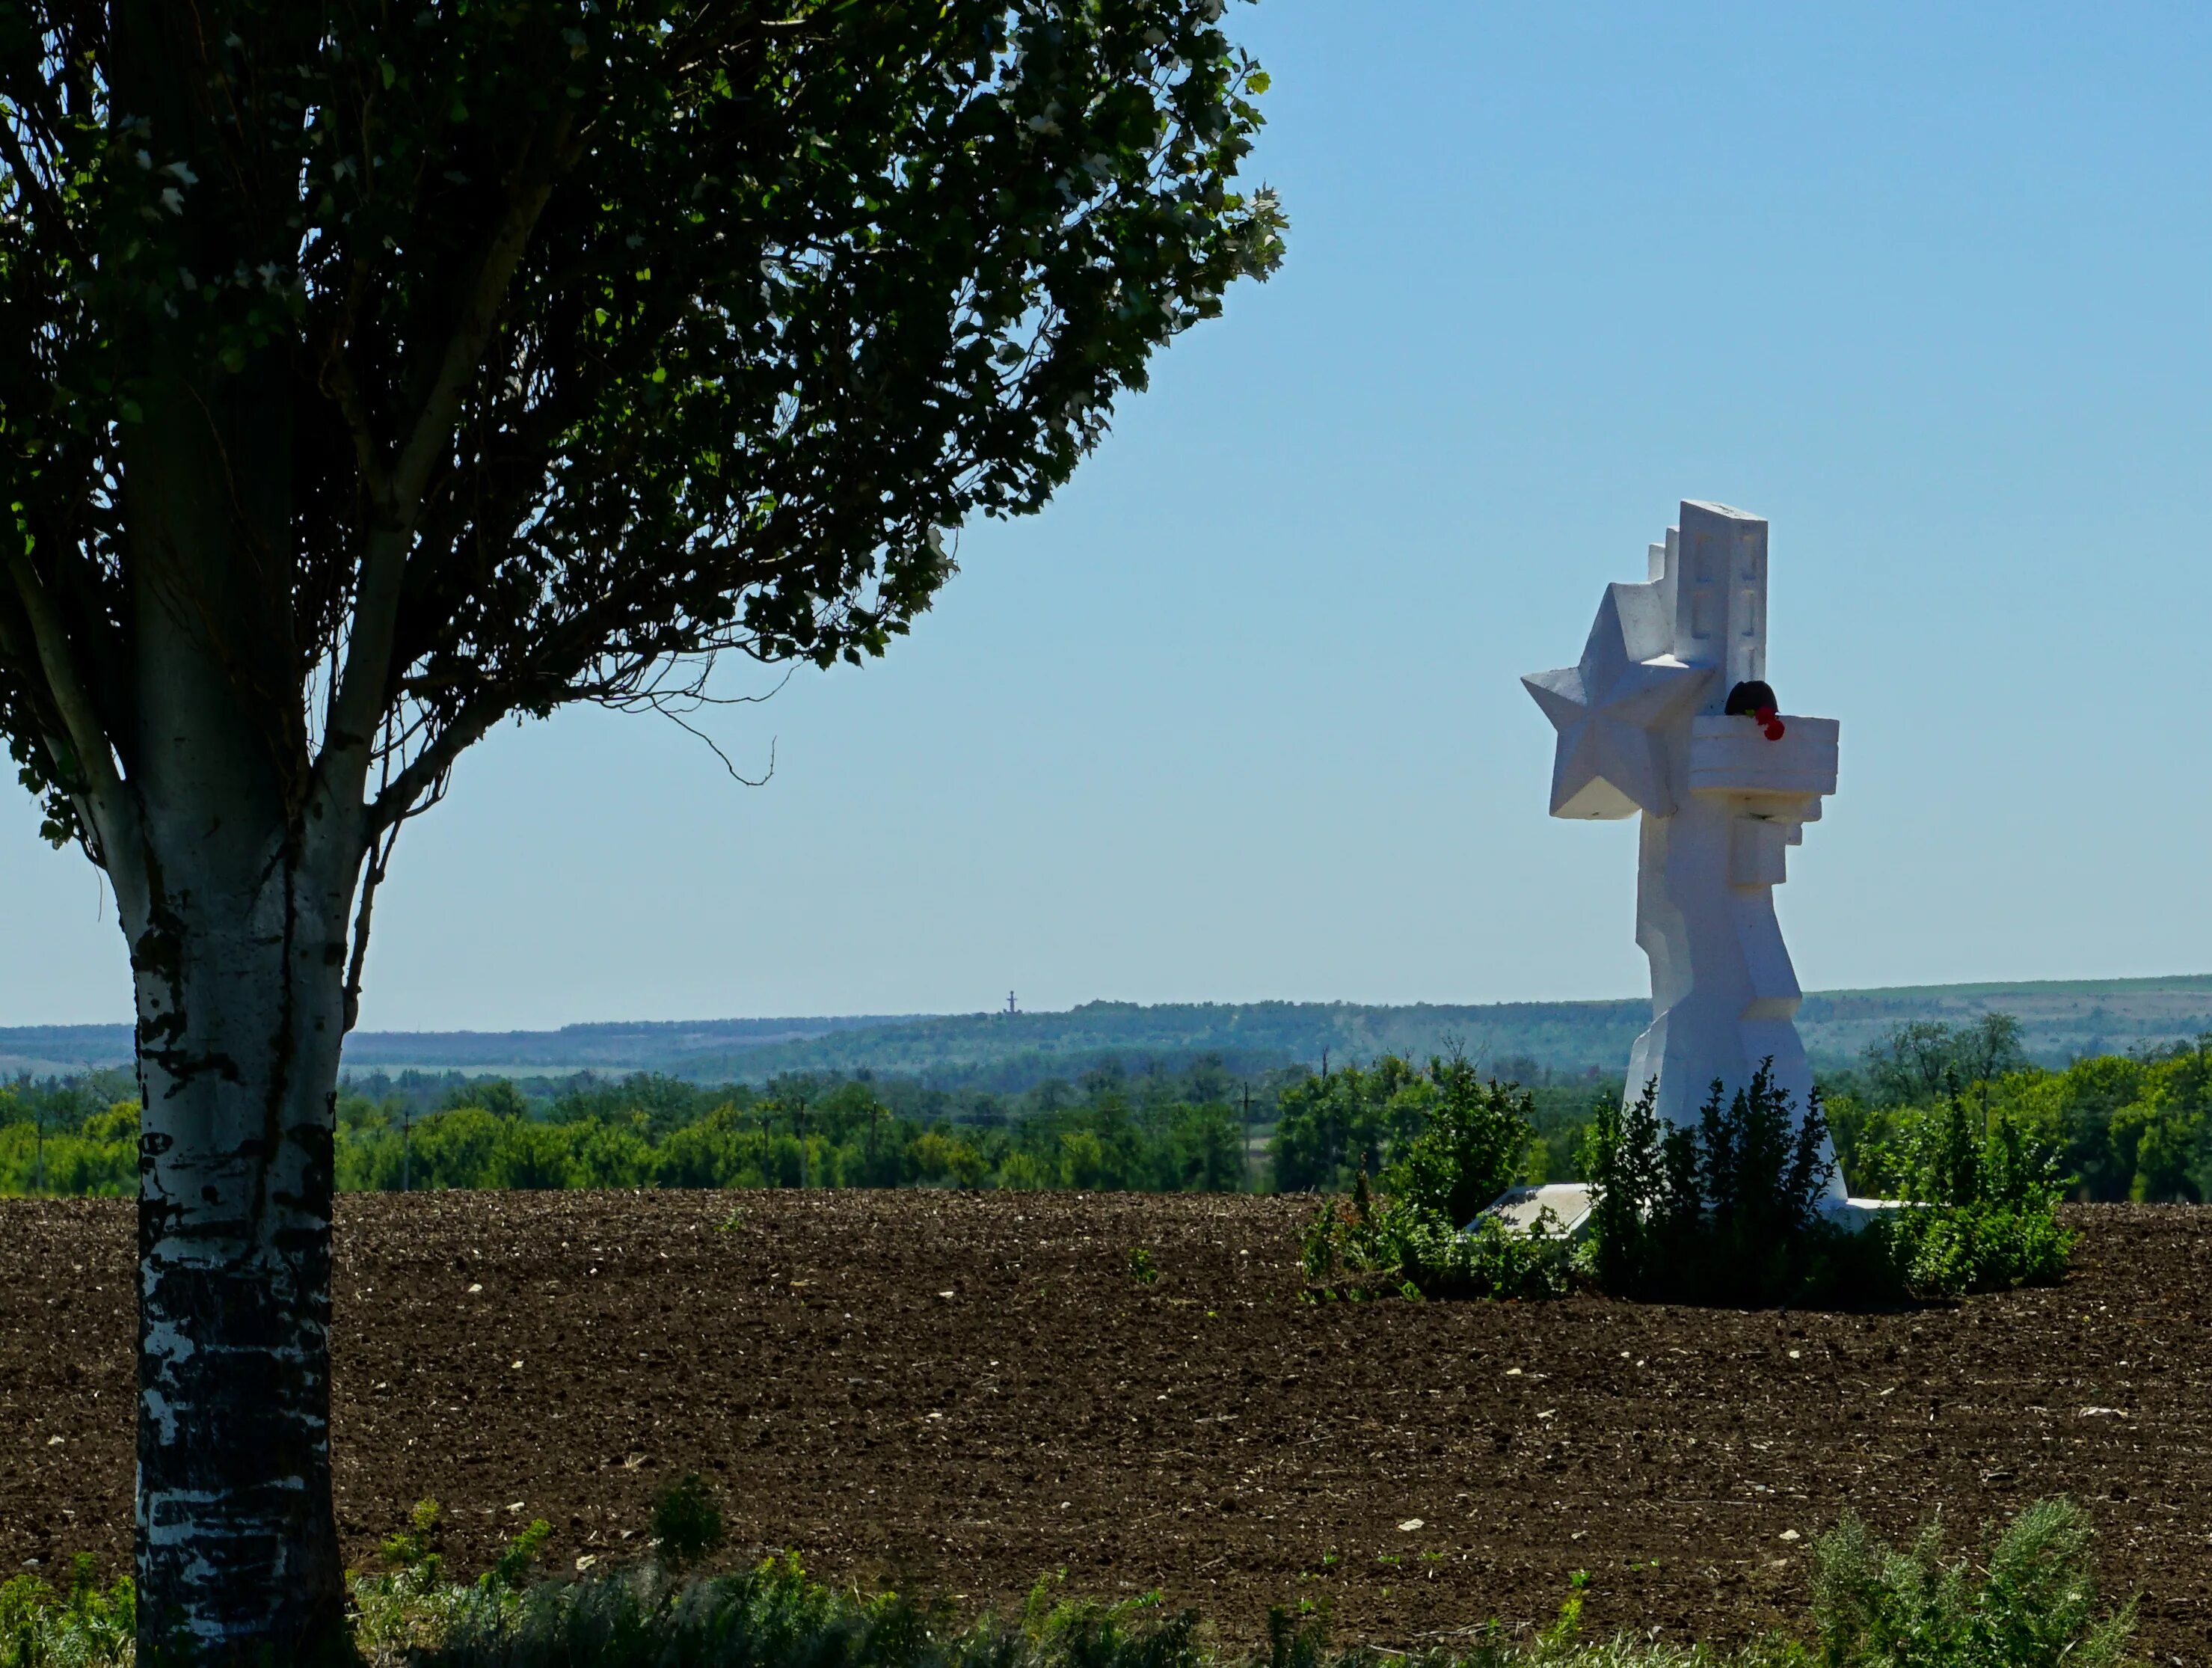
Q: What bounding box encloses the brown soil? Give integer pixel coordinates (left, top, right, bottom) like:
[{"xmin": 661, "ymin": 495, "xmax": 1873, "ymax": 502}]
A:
[{"xmin": 1, "ymin": 1194, "xmax": 2206, "ymax": 1658}]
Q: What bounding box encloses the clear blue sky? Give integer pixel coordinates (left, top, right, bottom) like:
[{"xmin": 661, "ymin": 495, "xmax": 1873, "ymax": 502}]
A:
[{"xmin": 5, "ymin": 1, "xmax": 2210, "ymax": 1028}]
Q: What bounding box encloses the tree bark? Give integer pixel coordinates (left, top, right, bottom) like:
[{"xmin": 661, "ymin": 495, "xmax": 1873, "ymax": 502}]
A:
[
  {"xmin": 125, "ymin": 809, "xmax": 359, "ymax": 1664},
  {"xmin": 101, "ymin": 194, "xmax": 360, "ymax": 1647}
]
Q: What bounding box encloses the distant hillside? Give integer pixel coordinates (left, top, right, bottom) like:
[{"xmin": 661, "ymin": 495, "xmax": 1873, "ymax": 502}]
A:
[
  {"xmin": 4, "ymin": 975, "xmax": 2207, "ymax": 1085},
  {"xmin": 665, "ymin": 999, "xmax": 1649, "ymax": 1085},
  {"xmin": 0, "ymin": 1015, "xmax": 920, "ymax": 1079},
  {"xmin": 1796, "ymin": 975, "xmax": 2212, "ymax": 1063},
  {"xmin": 675, "ymin": 977, "xmax": 2212, "ymax": 1085},
  {"xmin": 337, "ymin": 1014, "xmax": 918, "ymax": 1071}
]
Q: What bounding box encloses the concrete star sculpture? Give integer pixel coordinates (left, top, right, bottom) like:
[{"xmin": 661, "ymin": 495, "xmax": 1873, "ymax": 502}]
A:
[
  {"xmin": 1523, "ymin": 584, "xmax": 1711, "ymax": 821},
  {"xmin": 1509, "ymin": 500, "xmax": 1860, "ymax": 1221}
]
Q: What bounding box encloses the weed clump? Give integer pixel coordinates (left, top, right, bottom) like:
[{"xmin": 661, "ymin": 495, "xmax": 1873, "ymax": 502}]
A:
[
  {"xmin": 649, "ymin": 1471, "xmax": 726, "ymax": 1569},
  {"xmin": 355, "ymin": 1497, "xmax": 553, "ymax": 1662}
]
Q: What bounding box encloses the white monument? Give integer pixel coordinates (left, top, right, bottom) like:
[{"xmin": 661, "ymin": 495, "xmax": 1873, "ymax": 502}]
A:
[{"xmin": 1522, "ymin": 500, "xmax": 1848, "ymax": 1208}]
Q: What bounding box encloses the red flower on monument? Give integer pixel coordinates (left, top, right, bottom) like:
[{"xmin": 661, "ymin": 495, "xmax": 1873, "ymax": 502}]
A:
[{"xmin": 1724, "ymin": 680, "xmax": 1787, "ymax": 741}]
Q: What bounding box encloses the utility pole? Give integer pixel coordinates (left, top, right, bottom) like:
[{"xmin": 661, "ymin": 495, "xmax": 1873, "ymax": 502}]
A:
[
  {"xmin": 401, "ymin": 1104, "xmax": 411, "ymax": 1194},
  {"xmin": 1006, "ymin": 990, "xmax": 1017, "ymax": 1017},
  {"xmin": 1241, "ymin": 1081, "xmax": 1254, "ymax": 1192}
]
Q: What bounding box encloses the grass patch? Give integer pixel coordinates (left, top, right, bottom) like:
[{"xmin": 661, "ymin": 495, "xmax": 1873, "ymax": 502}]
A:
[
  {"xmin": 357, "ymin": 1495, "xmax": 2139, "ymax": 1667},
  {"xmin": 0, "ymin": 1495, "xmax": 2137, "ymax": 1667}
]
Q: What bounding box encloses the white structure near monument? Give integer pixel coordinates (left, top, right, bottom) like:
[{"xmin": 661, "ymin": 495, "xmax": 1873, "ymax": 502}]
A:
[{"xmin": 1521, "ymin": 499, "xmax": 1848, "ymax": 1212}]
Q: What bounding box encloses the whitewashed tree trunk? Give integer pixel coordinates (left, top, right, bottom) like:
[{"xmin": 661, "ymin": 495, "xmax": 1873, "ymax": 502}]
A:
[
  {"xmin": 97, "ymin": 344, "xmax": 370, "ymax": 1659},
  {"xmin": 120, "ymin": 793, "xmax": 362, "ymax": 1659}
]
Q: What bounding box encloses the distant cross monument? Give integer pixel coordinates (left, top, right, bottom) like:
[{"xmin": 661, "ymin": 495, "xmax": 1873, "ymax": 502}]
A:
[{"xmin": 1524, "ymin": 500, "xmax": 1844, "ymax": 1201}]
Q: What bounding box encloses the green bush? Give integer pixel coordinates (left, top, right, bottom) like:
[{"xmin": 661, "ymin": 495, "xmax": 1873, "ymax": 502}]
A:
[
  {"xmin": 1883, "ymin": 1202, "xmax": 2072, "ymax": 1298},
  {"xmin": 1581, "ymin": 1069, "xmax": 2075, "ymax": 1305},
  {"xmin": 1295, "ymin": 1069, "xmax": 1563, "ymax": 1301},
  {"xmin": 1300, "ymin": 1173, "xmax": 1570, "ymax": 1303},
  {"xmin": 1871, "ymin": 1096, "xmax": 2075, "ymax": 1298},
  {"xmin": 1579, "ymin": 1067, "xmax": 1844, "ymax": 1305},
  {"xmin": 1810, "ymin": 1497, "xmax": 2138, "ymax": 1668},
  {"xmin": 1380, "ymin": 1061, "xmax": 1538, "ymax": 1228}
]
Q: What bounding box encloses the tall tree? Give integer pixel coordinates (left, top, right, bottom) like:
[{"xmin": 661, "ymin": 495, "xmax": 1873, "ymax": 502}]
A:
[{"xmin": 0, "ymin": 3, "xmax": 1282, "ymax": 1658}]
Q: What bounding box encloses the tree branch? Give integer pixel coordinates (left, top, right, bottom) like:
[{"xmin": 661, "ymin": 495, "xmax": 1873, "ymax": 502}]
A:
[
  {"xmin": 322, "ymin": 111, "xmax": 575, "ymax": 803},
  {"xmin": 0, "ymin": 117, "xmax": 77, "ymax": 254},
  {"xmin": 361, "ymin": 699, "xmax": 505, "ymax": 839},
  {"xmin": 5, "ymin": 552, "xmax": 127, "ymax": 822},
  {"xmin": 342, "ymin": 818, "xmax": 399, "ymax": 1034}
]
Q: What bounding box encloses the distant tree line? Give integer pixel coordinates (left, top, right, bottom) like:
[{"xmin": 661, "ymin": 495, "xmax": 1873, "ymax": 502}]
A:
[
  {"xmin": 1, "ymin": 1021, "xmax": 2208, "ymax": 1204},
  {"xmin": 1825, "ymin": 1016, "xmax": 2212, "ymax": 1204},
  {"xmin": 328, "ymin": 1065, "xmax": 1259, "ymax": 1195}
]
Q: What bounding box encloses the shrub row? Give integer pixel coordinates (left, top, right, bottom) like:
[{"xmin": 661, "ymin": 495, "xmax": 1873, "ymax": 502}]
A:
[{"xmin": 1303, "ymin": 1063, "xmax": 2073, "ymax": 1307}]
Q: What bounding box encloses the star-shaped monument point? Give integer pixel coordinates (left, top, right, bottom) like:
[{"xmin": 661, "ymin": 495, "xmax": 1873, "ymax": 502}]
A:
[{"xmin": 1523, "ymin": 586, "xmax": 1710, "ymax": 820}]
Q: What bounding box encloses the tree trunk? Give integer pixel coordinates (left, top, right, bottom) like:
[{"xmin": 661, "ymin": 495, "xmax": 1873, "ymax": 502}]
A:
[{"xmin": 125, "ymin": 809, "xmax": 359, "ymax": 1664}]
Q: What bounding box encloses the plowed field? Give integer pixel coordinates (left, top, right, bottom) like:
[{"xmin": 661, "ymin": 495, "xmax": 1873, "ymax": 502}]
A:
[{"xmin": 1, "ymin": 1195, "xmax": 2205, "ymax": 1658}]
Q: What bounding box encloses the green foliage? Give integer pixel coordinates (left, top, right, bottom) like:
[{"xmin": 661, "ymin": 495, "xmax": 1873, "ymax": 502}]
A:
[
  {"xmin": 0, "ymin": 0, "xmax": 1285, "ymax": 849},
  {"xmin": 1381, "ymin": 1061, "xmax": 1537, "ymax": 1227},
  {"xmin": 1808, "ymin": 1497, "xmax": 2139, "ymax": 1668},
  {"xmin": 1858, "ymin": 1017, "xmax": 2027, "ymax": 1112},
  {"xmin": 649, "ymin": 1473, "xmax": 725, "ymax": 1570},
  {"xmin": 1271, "ymin": 1057, "xmax": 1428, "ymax": 1194},
  {"xmin": 1272, "ymin": 1054, "xmax": 1540, "ymax": 1201},
  {"xmin": 1291, "ymin": 1060, "xmax": 1562, "ymax": 1301},
  {"xmin": 391, "ymin": 1548, "xmax": 1201, "ymax": 1668},
  {"xmin": 1128, "ymin": 1246, "xmax": 1160, "ymax": 1286},
  {"xmin": 1300, "ymin": 1176, "xmax": 1570, "ymax": 1304},
  {"xmin": 1867, "ymin": 1106, "xmax": 2073, "ymax": 1297},
  {"xmin": 486, "ymin": 1518, "xmax": 554, "ymax": 1597},
  {"xmin": 1882, "ymin": 1202, "xmax": 2074, "ymax": 1301},
  {"xmin": 357, "ymin": 1503, "xmax": 557, "ymax": 1663},
  {"xmin": 1832, "ymin": 1023, "xmax": 2212, "ymax": 1206},
  {"xmin": 381, "ymin": 1497, "xmax": 446, "ymax": 1581},
  {"xmin": 328, "ymin": 1066, "xmax": 1257, "ymax": 1198},
  {"xmin": 1579, "ymin": 1067, "xmax": 1843, "ymax": 1305},
  {"xmin": 1834, "ymin": 1085, "xmax": 2074, "ymax": 1298},
  {"xmin": 0, "ymin": 1079, "xmax": 138, "ymax": 1198},
  {"xmin": 5, "ymin": 1495, "xmax": 2145, "ymax": 1668},
  {"xmin": 1584, "ymin": 1066, "xmax": 2074, "ymax": 1304},
  {"xmin": 0, "ymin": 1056, "xmax": 1271, "ymax": 1200},
  {"xmin": 361, "ymin": 1501, "xmax": 2138, "ymax": 1665},
  {"xmin": 0, "ymin": 1554, "xmax": 133, "ymax": 1666}
]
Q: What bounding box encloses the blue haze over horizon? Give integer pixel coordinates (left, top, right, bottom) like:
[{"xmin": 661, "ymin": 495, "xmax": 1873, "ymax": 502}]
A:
[{"xmin": 2, "ymin": 1, "xmax": 2208, "ymax": 1029}]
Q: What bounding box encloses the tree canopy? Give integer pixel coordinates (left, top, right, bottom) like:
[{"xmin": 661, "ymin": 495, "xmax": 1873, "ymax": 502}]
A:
[{"xmin": 0, "ymin": 0, "xmax": 1282, "ymax": 895}]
